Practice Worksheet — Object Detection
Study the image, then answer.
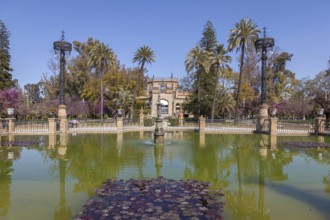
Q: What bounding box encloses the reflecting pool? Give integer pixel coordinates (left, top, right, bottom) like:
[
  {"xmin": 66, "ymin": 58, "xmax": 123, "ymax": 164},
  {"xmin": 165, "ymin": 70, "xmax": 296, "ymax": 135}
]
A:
[{"xmin": 0, "ymin": 132, "xmax": 330, "ymax": 220}]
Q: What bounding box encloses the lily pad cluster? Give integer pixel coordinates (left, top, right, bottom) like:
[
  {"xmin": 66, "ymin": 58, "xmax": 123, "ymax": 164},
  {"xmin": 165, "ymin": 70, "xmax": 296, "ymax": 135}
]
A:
[
  {"xmin": 76, "ymin": 177, "xmax": 224, "ymax": 220},
  {"xmin": 279, "ymin": 142, "xmax": 330, "ymax": 148}
]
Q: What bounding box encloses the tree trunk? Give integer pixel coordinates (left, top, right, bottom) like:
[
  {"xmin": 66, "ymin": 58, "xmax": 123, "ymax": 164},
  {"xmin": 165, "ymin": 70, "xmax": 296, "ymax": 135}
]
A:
[
  {"xmin": 198, "ymin": 72, "xmax": 201, "ymax": 116},
  {"xmin": 211, "ymin": 66, "xmax": 221, "ymax": 122},
  {"xmin": 131, "ymin": 63, "xmax": 145, "ymax": 119},
  {"xmin": 101, "ymin": 77, "xmax": 104, "ymax": 123},
  {"xmin": 234, "ymin": 44, "xmax": 245, "ymax": 123}
]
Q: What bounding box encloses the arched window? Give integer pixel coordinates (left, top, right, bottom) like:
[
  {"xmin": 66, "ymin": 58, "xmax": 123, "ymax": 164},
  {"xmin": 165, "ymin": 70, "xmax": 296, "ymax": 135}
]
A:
[{"xmin": 160, "ymin": 100, "xmax": 168, "ymax": 115}]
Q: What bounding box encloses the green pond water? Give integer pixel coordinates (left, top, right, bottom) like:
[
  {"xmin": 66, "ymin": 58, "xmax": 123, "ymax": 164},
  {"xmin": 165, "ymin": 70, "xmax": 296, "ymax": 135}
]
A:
[{"xmin": 0, "ymin": 132, "xmax": 330, "ymax": 220}]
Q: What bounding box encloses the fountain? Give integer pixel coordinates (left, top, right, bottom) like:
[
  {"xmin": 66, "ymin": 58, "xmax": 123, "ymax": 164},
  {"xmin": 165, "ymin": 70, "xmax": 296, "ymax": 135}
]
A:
[{"xmin": 154, "ymin": 90, "xmax": 165, "ymax": 144}]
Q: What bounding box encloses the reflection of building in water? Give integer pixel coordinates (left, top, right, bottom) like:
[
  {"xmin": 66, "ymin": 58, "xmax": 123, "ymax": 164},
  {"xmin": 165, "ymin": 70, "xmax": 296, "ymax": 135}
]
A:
[{"xmin": 138, "ymin": 76, "xmax": 190, "ymax": 117}]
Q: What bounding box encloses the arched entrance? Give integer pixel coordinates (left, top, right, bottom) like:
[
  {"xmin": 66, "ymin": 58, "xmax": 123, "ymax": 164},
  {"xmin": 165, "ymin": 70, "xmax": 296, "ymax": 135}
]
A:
[{"xmin": 160, "ymin": 100, "xmax": 169, "ymax": 116}]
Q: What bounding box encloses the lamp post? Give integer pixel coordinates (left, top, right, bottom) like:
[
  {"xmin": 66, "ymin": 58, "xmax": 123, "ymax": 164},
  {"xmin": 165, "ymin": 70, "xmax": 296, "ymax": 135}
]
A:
[
  {"xmin": 53, "ymin": 31, "xmax": 72, "ymax": 132},
  {"xmin": 255, "ymin": 27, "xmax": 274, "ymax": 133},
  {"xmin": 53, "ymin": 31, "xmax": 72, "ymax": 105},
  {"xmin": 255, "ymin": 27, "xmax": 274, "ymax": 105}
]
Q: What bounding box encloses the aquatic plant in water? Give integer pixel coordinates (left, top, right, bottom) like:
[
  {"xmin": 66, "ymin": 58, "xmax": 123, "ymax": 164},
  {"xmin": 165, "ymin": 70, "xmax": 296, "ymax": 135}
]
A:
[{"xmin": 75, "ymin": 177, "xmax": 224, "ymax": 220}]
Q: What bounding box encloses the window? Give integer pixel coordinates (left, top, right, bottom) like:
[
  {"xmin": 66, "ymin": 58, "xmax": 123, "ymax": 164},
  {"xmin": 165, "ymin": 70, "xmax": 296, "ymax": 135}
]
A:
[{"xmin": 160, "ymin": 100, "xmax": 168, "ymax": 115}]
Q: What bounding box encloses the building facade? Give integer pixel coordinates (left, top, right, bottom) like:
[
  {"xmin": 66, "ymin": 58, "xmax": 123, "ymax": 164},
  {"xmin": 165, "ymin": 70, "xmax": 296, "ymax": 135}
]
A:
[{"xmin": 138, "ymin": 77, "xmax": 190, "ymax": 118}]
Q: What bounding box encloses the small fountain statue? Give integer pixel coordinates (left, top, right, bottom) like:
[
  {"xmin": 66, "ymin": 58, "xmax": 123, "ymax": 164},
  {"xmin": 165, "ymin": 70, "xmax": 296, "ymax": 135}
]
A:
[{"xmin": 154, "ymin": 89, "xmax": 164, "ymax": 144}]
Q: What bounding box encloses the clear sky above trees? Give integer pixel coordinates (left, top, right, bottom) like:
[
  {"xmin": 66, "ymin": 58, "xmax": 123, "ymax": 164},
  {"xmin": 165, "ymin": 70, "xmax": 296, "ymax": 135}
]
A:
[{"xmin": 1, "ymin": 0, "xmax": 330, "ymax": 87}]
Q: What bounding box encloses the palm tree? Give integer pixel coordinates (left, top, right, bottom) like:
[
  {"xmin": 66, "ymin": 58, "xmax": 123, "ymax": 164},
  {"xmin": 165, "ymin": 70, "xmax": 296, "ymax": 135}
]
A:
[
  {"xmin": 132, "ymin": 45, "xmax": 155, "ymax": 118},
  {"xmin": 211, "ymin": 44, "xmax": 232, "ymax": 121},
  {"xmin": 114, "ymin": 88, "xmax": 133, "ymax": 118},
  {"xmin": 228, "ymin": 18, "xmax": 260, "ymax": 122},
  {"xmin": 218, "ymin": 88, "xmax": 235, "ymax": 118},
  {"xmin": 185, "ymin": 45, "xmax": 209, "ymax": 115},
  {"xmin": 88, "ymin": 42, "xmax": 116, "ymax": 123}
]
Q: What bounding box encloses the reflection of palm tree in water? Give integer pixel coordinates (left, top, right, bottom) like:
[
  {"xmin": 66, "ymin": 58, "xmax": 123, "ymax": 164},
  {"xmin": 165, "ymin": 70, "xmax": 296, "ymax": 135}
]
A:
[{"xmin": 225, "ymin": 136, "xmax": 270, "ymax": 220}]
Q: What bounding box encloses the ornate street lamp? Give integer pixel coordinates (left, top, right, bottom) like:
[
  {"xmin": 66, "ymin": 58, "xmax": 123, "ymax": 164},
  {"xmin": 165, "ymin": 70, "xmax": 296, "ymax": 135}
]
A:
[
  {"xmin": 255, "ymin": 27, "xmax": 274, "ymax": 104},
  {"xmin": 53, "ymin": 31, "xmax": 72, "ymax": 105}
]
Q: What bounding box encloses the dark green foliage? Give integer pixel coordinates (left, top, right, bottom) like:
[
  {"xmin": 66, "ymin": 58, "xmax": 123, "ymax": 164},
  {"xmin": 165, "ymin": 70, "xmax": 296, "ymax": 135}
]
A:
[
  {"xmin": 0, "ymin": 20, "xmax": 15, "ymax": 89},
  {"xmin": 199, "ymin": 21, "xmax": 218, "ymax": 52},
  {"xmin": 168, "ymin": 117, "xmax": 179, "ymax": 126},
  {"xmin": 144, "ymin": 118, "xmax": 154, "ymax": 126}
]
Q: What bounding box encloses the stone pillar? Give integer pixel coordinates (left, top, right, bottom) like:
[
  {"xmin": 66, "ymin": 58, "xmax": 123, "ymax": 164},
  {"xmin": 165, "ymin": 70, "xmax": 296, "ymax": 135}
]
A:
[
  {"xmin": 139, "ymin": 108, "xmax": 144, "ymax": 126},
  {"xmin": 179, "ymin": 107, "xmax": 184, "ymax": 126},
  {"xmin": 256, "ymin": 104, "xmax": 269, "ymax": 133},
  {"xmin": 315, "ymin": 117, "xmax": 325, "ymax": 134},
  {"xmin": 199, "ymin": 116, "xmax": 205, "ymax": 134},
  {"xmin": 7, "ymin": 118, "xmax": 15, "ymax": 133},
  {"xmin": 117, "ymin": 117, "xmax": 123, "ymax": 133},
  {"xmin": 48, "ymin": 118, "xmax": 57, "ymax": 134},
  {"xmin": 269, "ymin": 117, "xmax": 278, "ymax": 135},
  {"xmin": 58, "ymin": 104, "xmax": 68, "ymax": 133}
]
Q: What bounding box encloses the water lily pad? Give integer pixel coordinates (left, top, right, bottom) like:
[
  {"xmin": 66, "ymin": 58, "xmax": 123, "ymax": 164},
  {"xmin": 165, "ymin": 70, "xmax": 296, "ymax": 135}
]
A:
[{"xmin": 75, "ymin": 177, "xmax": 224, "ymax": 220}]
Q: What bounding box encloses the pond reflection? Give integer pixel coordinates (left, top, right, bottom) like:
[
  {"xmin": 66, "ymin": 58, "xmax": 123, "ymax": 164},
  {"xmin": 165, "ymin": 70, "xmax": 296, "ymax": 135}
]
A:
[{"xmin": 0, "ymin": 133, "xmax": 329, "ymax": 220}]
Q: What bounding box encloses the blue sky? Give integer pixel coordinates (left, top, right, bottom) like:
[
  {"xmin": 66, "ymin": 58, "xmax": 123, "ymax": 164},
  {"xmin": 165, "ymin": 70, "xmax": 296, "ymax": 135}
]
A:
[{"xmin": 2, "ymin": 0, "xmax": 330, "ymax": 87}]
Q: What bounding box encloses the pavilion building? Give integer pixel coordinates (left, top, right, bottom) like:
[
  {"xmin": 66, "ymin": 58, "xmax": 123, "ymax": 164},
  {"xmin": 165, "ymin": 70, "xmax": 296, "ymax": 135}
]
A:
[{"xmin": 138, "ymin": 76, "xmax": 190, "ymax": 118}]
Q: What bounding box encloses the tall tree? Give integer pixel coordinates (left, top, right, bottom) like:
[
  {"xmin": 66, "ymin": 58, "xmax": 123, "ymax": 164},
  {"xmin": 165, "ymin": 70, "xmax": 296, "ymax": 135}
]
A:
[
  {"xmin": 0, "ymin": 20, "xmax": 15, "ymax": 89},
  {"xmin": 211, "ymin": 44, "xmax": 232, "ymax": 121},
  {"xmin": 132, "ymin": 45, "xmax": 155, "ymax": 118},
  {"xmin": 200, "ymin": 21, "xmax": 217, "ymax": 52},
  {"xmin": 185, "ymin": 45, "xmax": 208, "ymax": 115},
  {"xmin": 67, "ymin": 38, "xmax": 99, "ymax": 98},
  {"xmin": 88, "ymin": 42, "xmax": 116, "ymax": 122},
  {"xmin": 228, "ymin": 18, "xmax": 260, "ymax": 122},
  {"xmin": 199, "ymin": 21, "xmax": 219, "ymax": 117},
  {"xmin": 24, "ymin": 83, "xmax": 42, "ymax": 107}
]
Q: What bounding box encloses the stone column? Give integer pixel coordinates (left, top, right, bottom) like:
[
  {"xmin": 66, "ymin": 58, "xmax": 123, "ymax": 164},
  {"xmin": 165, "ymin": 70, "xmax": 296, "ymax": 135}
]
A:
[
  {"xmin": 315, "ymin": 117, "xmax": 325, "ymax": 134},
  {"xmin": 7, "ymin": 118, "xmax": 15, "ymax": 133},
  {"xmin": 269, "ymin": 117, "xmax": 278, "ymax": 135},
  {"xmin": 117, "ymin": 117, "xmax": 123, "ymax": 133},
  {"xmin": 139, "ymin": 108, "xmax": 144, "ymax": 126},
  {"xmin": 256, "ymin": 104, "xmax": 269, "ymax": 133},
  {"xmin": 199, "ymin": 116, "xmax": 205, "ymax": 134},
  {"xmin": 58, "ymin": 104, "xmax": 68, "ymax": 133},
  {"xmin": 179, "ymin": 107, "xmax": 184, "ymax": 126},
  {"xmin": 48, "ymin": 118, "xmax": 57, "ymax": 134}
]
